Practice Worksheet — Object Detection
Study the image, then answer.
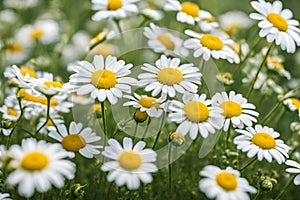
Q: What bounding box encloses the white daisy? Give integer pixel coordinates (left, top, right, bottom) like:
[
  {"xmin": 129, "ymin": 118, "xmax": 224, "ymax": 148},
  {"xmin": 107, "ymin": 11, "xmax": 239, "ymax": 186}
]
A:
[
  {"xmin": 123, "ymin": 93, "xmax": 165, "ymax": 118},
  {"xmin": 249, "ymin": 0, "xmax": 300, "ymax": 53},
  {"xmin": 184, "ymin": 30, "xmax": 240, "ymax": 63},
  {"xmin": 283, "ymin": 98, "xmax": 300, "ymax": 112},
  {"xmin": 164, "ymin": 0, "xmax": 212, "ymax": 25},
  {"xmin": 0, "ymin": 103, "xmax": 20, "ymax": 122},
  {"xmin": 267, "ymin": 56, "xmax": 291, "ymax": 80},
  {"xmin": 101, "ymin": 137, "xmax": 158, "ymax": 190},
  {"xmin": 17, "ymin": 19, "xmax": 59, "ymax": 46},
  {"xmin": 219, "ymin": 11, "xmax": 253, "ymax": 35},
  {"xmin": 0, "ymin": 193, "xmax": 12, "ymax": 200},
  {"xmin": 144, "ymin": 23, "xmax": 189, "ymax": 56},
  {"xmin": 6, "ymin": 138, "xmax": 76, "ymax": 198},
  {"xmin": 285, "ymin": 159, "xmax": 300, "ymax": 185},
  {"xmin": 4, "ymin": 40, "xmax": 30, "ymax": 64},
  {"xmin": 198, "ymin": 15, "xmax": 219, "ymax": 32},
  {"xmin": 168, "ymin": 92, "xmax": 224, "ymax": 140},
  {"xmin": 66, "ymin": 55, "xmax": 137, "ymax": 104},
  {"xmin": 212, "ymin": 91, "xmax": 259, "ymax": 131},
  {"xmin": 199, "ymin": 165, "xmax": 257, "ymax": 200},
  {"xmin": 141, "ymin": 7, "xmax": 163, "ymax": 21},
  {"xmin": 49, "ymin": 121, "xmax": 102, "ymax": 158},
  {"xmin": 234, "ymin": 124, "xmax": 290, "ymax": 164},
  {"xmin": 138, "ymin": 55, "xmax": 202, "ymax": 98},
  {"xmin": 91, "ymin": 0, "xmax": 139, "ymax": 21},
  {"xmin": 4, "ymin": 65, "xmax": 36, "ymax": 88}
]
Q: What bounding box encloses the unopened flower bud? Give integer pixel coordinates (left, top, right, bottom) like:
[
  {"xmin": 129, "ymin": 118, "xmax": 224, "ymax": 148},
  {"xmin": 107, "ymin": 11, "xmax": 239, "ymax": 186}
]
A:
[
  {"xmin": 169, "ymin": 132, "xmax": 185, "ymax": 147},
  {"xmin": 70, "ymin": 184, "xmax": 86, "ymax": 198},
  {"xmin": 1, "ymin": 119, "xmax": 13, "ymax": 129},
  {"xmin": 216, "ymin": 72, "xmax": 234, "ymax": 85},
  {"xmin": 133, "ymin": 109, "xmax": 148, "ymax": 123}
]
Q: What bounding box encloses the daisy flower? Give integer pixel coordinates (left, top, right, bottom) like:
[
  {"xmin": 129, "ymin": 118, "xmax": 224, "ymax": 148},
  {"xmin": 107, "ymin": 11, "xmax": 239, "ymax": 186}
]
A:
[
  {"xmin": 123, "ymin": 93, "xmax": 165, "ymax": 118},
  {"xmin": 91, "ymin": 0, "xmax": 139, "ymax": 21},
  {"xmin": 17, "ymin": 19, "xmax": 59, "ymax": 46},
  {"xmin": 219, "ymin": 11, "xmax": 253, "ymax": 35},
  {"xmin": 4, "ymin": 65, "xmax": 36, "ymax": 88},
  {"xmin": 141, "ymin": 7, "xmax": 163, "ymax": 21},
  {"xmin": 285, "ymin": 159, "xmax": 300, "ymax": 185},
  {"xmin": 4, "ymin": 40, "xmax": 30, "ymax": 64},
  {"xmin": 184, "ymin": 30, "xmax": 240, "ymax": 63},
  {"xmin": 249, "ymin": 0, "xmax": 300, "ymax": 53},
  {"xmin": 198, "ymin": 14, "xmax": 219, "ymax": 32},
  {"xmin": 0, "ymin": 193, "xmax": 12, "ymax": 200},
  {"xmin": 6, "ymin": 138, "xmax": 76, "ymax": 198},
  {"xmin": 199, "ymin": 165, "xmax": 257, "ymax": 200},
  {"xmin": 267, "ymin": 56, "xmax": 291, "ymax": 80},
  {"xmin": 66, "ymin": 55, "xmax": 137, "ymax": 104},
  {"xmin": 212, "ymin": 91, "xmax": 259, "ymax": 131},
  {"xmin": 283, "ymin": 98, "xmax": 300, "ymax": 112},
  {"xmin": 242, "ymin": 69, "xmax": 267, "ymax": 90},
  {"xmin": 144, "ymin": 23, "xmax": 188, "ymax": 56},
  {"xmin": 168, "ymin": 92, "xmax": 224, "ymax": 140},
  {"xmin": 101, "ymin": 137, "xmax": 158, "ymax": 190},
  {"xmin": 138, "ymin": 55, "xmax": 202, "ymax": 98},
  {"xmin": 164, "ymin": 0, "xmax": 212, "ymax": 25},
  {"xmin": 234, "ymin": 124, "xmax": 290, "ymax": 164},
  {"xmin": 49, "ymin": 122, "xmax": 102, "ymax": 158}
]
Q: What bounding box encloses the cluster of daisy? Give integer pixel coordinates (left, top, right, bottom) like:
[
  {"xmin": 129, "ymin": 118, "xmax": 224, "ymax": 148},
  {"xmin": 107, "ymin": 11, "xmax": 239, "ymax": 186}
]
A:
[{"xmin": 1, "ymin": 0, "xmax": 300, "ymax": 199}]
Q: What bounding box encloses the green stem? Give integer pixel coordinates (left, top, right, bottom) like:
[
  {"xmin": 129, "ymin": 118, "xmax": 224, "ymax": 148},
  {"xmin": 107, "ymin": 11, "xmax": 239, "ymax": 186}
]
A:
[
  {"xmin": 246, "ymin": 43, "xmax": 275, "ymax": 98},
  {"xmin": 226, "ymin": 125, "xmax": 232, "ymax": 148},
  {"xmin": 114, "ymin": 19, "xmax": 122, "ymax": 33},
  {"xmin": 133, "ymin": 122, "xmax": 138, "ymax": 143},
  {"xmin": 168, "ymin": 144, "xmax": 173, "ymax": 198},
  {"xmin": 253, "ymin": 189, "xmax": 261, "ymax": 200},
  {"xmin": 275, "ymin": 176, "xmax": 294, "ymax": 200},
  {"xmin": 261, "ymin": 101, "xmax": 281, "ymax": 125},
  {"xmin": 101, "ymin": 101, "xmax": 107, "ymax": 137},
  {"xmin": 152, "ymin": 113, "xmax": 165, "ymax": 149},
  {"xmin": 239, "ymin": 157, "xmax": 257, "ymax": 171},
  {"xmin": 141, "ymin": 118, "xmax": 151, "ymax": 141},
  {"xmin": 6, "ymin": 96, "xmax": 24, "ymax": 148},
  {"xmin": 36, "ymin": 96, "xmax": 52, "ymax": 135},
  {"xmin": 233, "ymin": 37, "xmax": 262, "ymax": 76},
  {"xmin": 138, "ymin": 16, "xmax": 148, "ymax": 28}
]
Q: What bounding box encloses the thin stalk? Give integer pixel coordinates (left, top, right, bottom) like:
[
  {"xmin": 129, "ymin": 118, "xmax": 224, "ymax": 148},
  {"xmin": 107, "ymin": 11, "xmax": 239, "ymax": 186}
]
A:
[
  {"xmin": 36, "ymin": 96, "xmax": 52, "ymax": 134},
  {"xmin": 226, "ymin": 126, "xmax": 232, "ymax": 148},
  {"xmin": 152, "ymin": 113, "xmax": 165, "ymax": 149},
  {"xmin": 275, "ymin": 176, "xmax": 294, "ymax": 200},
  {"xmin": 114, "ymin": 19, "xmax": 122, "ymax": 33},
  {"xmin": 261, "ymin": 101, "xmax": 281, "ymax": 125},
  {"xmin": 246, "ymin": 43, "xmax": 275, "ymax": 98},
  {"xmin": 133, "ymin": 122, "xmax": 138, "ymax": 143},
  {"xmin": 240, "ymin": 157, "xmax": 257, "ymax": 171},
  {"xmin": 168, "ymin": 144, "xmax": 173, "ymax": 198},
  {"xmin": 101, "ymin": 101, "xmax": 108, "ymax": 137},
  {"xmin": 138, "ymin": 16, "xmax": 148, "ymax": 28},
  {"xmin": 141, "ymin": 118, "xmax": 151, "ymax": 141}
]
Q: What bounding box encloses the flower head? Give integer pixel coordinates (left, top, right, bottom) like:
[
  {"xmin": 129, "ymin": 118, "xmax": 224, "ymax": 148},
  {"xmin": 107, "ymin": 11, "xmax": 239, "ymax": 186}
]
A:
[
  {"xmin": 199, "ymin": 165, "xmax": 257, "ymax": 200},
  {"xmin": 250, "ymin": 0, "xmax": 300, "ymax": 53},
  {"xmin": 101, "ymin": 137, "xmax": 157, "ymax": 190},
  {"xmin": 234, "ymin": 124, "xmax": 290, "ymax": 164},
  {"xmin": 6, "ymin": 138, "xmax": 76, "ymax": 198}
]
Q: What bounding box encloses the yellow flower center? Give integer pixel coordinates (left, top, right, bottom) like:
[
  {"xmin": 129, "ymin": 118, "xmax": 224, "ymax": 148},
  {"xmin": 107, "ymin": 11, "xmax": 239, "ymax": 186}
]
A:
[
  {"xmin": 91, "ymin": 69, "xmax": 117, "ymax": 89},
  {"xmin": 138, "ymin": 97, "xmax": 159, "ymax": 108},
  {"xmin": 203, "ymin": 16, "xmax": 215, "ymax": 22},
  {"xmin": 7, "ymin": 108, "xmax": 18, "ymax": 117},
  {"xmin": 218, "ymin": 72, "xmax": 232, "ymax": 80},
  {"xmin": 183, "ymin": 101, "xmax": 210, "ymax": 122},
  {"xmin": 30, "ymin": 29, "xmax": 44, "ymax": 39},
  {"xmin": 267, "ymin": 13, "xmax": 288, "ymax": 32},
  {"xmin": 252, "ymin": 132, "xmax": 276, "ymax": 149},
  {"xmin": 200, "ymin": 34, "xmax": 224, "ymax": 50},
  {"xmin": 267, "ymin": 57, "xmax": 284, "ymax": 70},
  {"xmin": 157, "ymin": 68, "xmax": 183, "ymax": 85},
  {"xmin": 20, "ymin": 67, "xmax": 36, "ymax": 78},
  {"xmin": 93, "ymin": 104, "xmax": 102, "ymax": 112},
  {"xmin": 17, "ymin": 89, "xmax": 58, "ymax": 107},
  {"xmin": 61, "ymin": 134, "xmax": 86, "ymax": 152},
  {"xmin": 6, "ymin": 43, "xmax": 22, "ymax": 54},
  {"xmin": 219, "ymin": 101, "xmax": 242, "ymax": 118},
  {"xmin": 21, "ymin": 152, "xmax": 49, "ymax": 171},
  {"xmin": 224, "ymin": 24, "xmax": 239, "ymax": 35},
  {"xmin": 181, "ymin": 2, "xmax": 200, "ymax": 18},
  {"xmin": 157, "ymin": 34, "xmax": 175, "ymax": 51},
  {"xmin": 134, "ymin": 109, "xmax": 148, "ymax": 122},
  {"xmin": 216, "ymin": 171, "xmax": 238, "ymax": 191},
  {"xmin": 107, "ymin": 0, "xmax": 122, "ymax": 10},
  {"xmin": 290, "ymin": 98, "xmax": 300, "ymax": 109},
  {"xmin": 44, "ymin": 81, "xmax": 63, "ymax": 89},
  {"xmin": 118, "ymin": 150, "xmax": 142, "ymax": 171}
]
